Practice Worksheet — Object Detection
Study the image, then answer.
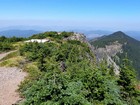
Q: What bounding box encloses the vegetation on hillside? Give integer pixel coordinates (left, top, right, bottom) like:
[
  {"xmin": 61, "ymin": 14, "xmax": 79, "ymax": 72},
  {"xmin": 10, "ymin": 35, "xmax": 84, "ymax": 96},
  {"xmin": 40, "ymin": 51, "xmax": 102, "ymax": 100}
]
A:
[
  {"xmin": 30, "ymin": 31, "xmax": 74, "ymax": 39},
  {"xmin": 0, "ymin": 32, "xmax": 139, "ymax": 104},
  {"xmin": 0, "ymin": 36, "xmax": 26, "ymax": 52},
  {"xmin": 11, "ymin": 32, "xmax": 139, "ymax": 105}
]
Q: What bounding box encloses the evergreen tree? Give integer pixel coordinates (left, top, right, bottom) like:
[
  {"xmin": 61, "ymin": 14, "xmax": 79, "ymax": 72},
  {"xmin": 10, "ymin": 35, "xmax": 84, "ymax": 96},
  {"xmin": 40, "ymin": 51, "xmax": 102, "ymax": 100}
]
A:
[{"xmin": 118, "ymin": 58, "xmax": 140, "ymax": 104}]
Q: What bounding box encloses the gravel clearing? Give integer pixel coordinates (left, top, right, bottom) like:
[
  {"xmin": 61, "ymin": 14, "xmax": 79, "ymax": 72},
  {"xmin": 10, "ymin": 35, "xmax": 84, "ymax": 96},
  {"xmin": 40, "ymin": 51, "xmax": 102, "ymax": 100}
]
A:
[{"xmin": 0, "ymin": 52, "xmax": 27, "ymax": 105}]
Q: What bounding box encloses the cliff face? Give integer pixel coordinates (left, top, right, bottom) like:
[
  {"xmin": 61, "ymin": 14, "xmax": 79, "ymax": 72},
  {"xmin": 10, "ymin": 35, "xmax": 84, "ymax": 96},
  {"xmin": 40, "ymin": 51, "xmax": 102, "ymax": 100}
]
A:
[
  {"xmin": 94, "ymin": 42, "xmax": 122, "ymax": 75},
  {"xmin": 95, "ymin": 42, "xmax": 122, "ymax": 60}
]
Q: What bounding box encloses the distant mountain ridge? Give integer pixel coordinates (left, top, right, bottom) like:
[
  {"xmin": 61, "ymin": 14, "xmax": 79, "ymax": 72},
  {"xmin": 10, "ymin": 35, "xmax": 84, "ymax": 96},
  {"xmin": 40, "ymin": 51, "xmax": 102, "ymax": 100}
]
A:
[
  {"xmin": 0, "ymin": 27, "xmax": 140, "ymax": 40},
  {"xmin": 90, "ymin": 31, "xmax": 140, "ymax": 79},
  {"xmin": 0, "ymin": 30, "xmax": 41, "ymax": 37},
  {"xmin": 73, "ymin": 30, "xmax": 140, "ymax": 40}
]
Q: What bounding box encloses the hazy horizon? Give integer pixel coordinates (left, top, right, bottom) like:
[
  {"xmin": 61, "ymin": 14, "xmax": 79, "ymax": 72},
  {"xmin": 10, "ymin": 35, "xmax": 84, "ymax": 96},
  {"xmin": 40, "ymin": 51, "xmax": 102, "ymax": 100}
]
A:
[{"xmin": 0, "ymin": 0, "xmax": 140, "ymax": 31}]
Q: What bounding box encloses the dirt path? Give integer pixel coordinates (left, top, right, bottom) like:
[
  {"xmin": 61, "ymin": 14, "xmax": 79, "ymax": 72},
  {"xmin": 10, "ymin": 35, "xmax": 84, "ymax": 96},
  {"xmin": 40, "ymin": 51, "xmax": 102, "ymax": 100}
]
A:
[{"xmin": 0, "ymin": 51, "xmax": 27, "ymax": 105}]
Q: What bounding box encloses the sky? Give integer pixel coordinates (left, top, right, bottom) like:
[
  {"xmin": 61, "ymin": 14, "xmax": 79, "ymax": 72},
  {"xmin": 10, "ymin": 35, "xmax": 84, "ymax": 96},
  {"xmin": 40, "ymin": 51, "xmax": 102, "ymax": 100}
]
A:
[{"xmin": 0, "ymin": 0, "xmax": 140, "ymax": 31}]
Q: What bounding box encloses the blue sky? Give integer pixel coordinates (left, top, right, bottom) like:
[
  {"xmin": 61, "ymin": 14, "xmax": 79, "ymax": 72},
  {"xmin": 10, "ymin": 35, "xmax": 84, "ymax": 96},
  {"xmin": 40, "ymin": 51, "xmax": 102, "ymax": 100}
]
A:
[{"xmin": 0, "ymin": 0, "xmax": 140, "ymax": 31}]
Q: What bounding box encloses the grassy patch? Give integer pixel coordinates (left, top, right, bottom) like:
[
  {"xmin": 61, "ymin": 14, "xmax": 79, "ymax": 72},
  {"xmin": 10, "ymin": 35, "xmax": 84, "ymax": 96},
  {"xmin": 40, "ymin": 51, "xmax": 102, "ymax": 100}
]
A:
[
  {"xmin": 13, "ymin": 42, "xmax": 25, "ymax": 50},
  {"xmin": 0, "ymin": 56, "xmax": 24, "ymax": 67},
  {"xmin": 0, "ymin": 51, "xmax": 19, "ymax": 61},
  {"xmin": 23, "ymin": 62, "xmax": 41, "ymax": 76}
]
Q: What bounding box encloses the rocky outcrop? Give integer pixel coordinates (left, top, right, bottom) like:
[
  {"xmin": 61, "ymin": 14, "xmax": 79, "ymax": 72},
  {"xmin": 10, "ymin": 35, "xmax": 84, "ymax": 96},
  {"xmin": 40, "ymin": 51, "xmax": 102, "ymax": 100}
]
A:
[
  {"xmin": 94, "ymin": 42, "xmax": 122, "ymax": 75},
  {"xmin": 63, "ymin": 32, "xmax": 88, "ymax": 43},
  {"xmin": 95, "ymin": 42, "xmax": 122, "ymax": 60}
]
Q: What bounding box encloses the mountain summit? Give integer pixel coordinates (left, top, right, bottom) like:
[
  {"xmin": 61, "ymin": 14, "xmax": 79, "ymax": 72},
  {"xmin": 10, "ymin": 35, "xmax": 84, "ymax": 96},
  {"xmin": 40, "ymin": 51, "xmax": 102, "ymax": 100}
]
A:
[{"xmin": 90, "ymin": 31, "xmax": 140, "ymax": 79}]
